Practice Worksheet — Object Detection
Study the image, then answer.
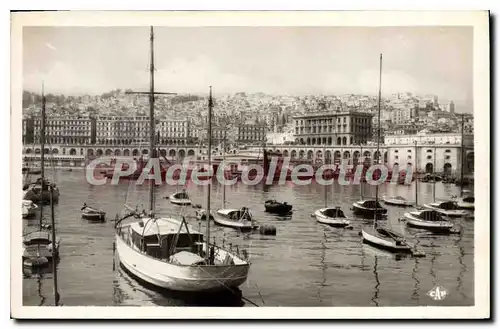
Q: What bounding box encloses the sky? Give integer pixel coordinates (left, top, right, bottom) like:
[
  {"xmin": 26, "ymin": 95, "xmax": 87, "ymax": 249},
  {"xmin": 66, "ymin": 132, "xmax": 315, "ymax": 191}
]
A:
[{"xmin": 23, "ymin": 26, "xmax": 473, "ymax": 108}]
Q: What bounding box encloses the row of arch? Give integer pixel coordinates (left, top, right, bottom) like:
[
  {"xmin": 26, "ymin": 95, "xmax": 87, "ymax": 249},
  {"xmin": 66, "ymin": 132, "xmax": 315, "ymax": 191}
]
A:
[
  {"xmin": 96, "ymin": 139, "xmax": 196, "ymax": 146},
  {"xmin": 273, "ymin": 149, "xmax": 387, "ymax": 162},
  {"xmin": 24, "ymin": 148, "xmax": 197, "ymax": 158},
  {"xmin": 296, "ymin": 136, "xmax": 354, "ymax": 146}
]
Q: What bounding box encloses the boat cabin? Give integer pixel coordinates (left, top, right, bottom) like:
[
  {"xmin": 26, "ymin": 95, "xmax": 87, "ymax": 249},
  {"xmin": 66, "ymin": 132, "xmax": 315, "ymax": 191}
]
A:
[
  {"xmin": 125, "ymin": 217, "xmax": 205, "ymax": 262},
  {"xmin": 322, "ymin": 208, "xmax": 346, "ymax": 218},
  {"xmin": 414, "ymin": 210, "xmax": 446, "ymax": 221},
  {"xmin": 360, "ymin": 200, "xmax": 384, "ymax": 209},
  {"xmin": 23, "ymin": 231, "xmax": 52, "ymax": 245},
  {"xmin": 435, "ymin": 201, "xmax": 460, "ymax": 210}
]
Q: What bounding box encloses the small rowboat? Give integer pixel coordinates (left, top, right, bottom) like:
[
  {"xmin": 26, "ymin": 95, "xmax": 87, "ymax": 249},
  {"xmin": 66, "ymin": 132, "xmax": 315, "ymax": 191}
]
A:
[
  {"xmin": 382, "ymin": 196, "xmax": 413, "ymax": 207},
  {"xmin": 264, "ymin": 200, "xmax": 292, "ymax": 215},
  {"xmin": 314, "ymin": 207, "xmax": 351, "ymax": 227},
  {"xmin": 214, "ymin": 208, "xmax": 258, "ymax": 232},
  {"xmin": 81, "ymin": 204, "xmax": 106, "ymax": 222},
  {"xmin": 169, "ymin": 190, "xmax": 192, "ymax": 206}
]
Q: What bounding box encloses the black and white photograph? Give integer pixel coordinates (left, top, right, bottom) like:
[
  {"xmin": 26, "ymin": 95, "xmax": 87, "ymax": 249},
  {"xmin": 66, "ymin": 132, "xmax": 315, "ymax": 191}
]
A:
[{"xmin": 10, "ymin": 10, "xmax": 489, "ymax": 319}]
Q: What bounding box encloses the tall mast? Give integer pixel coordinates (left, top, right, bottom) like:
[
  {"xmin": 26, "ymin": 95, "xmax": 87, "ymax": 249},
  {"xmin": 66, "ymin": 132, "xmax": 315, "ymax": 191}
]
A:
[
  {"xmin": 50, "ymin": 186, "xmax": 59, "ymax": 305},
  {"xmin": 206, "ymin": 86, "xmax": 213, "ymax": 262},
  {"xmin": 39, "ymin": 82, "xmax": 46, "ymax": 229},
  {"xmin": 460, "ymin": 113, "xmax": 465, "ymax": 197},
  {"xmin": 148, "ymin": 26, "xmax": 155, "ymax": 214},
  {"xmin": 414, "ymin": 140, "xmax": 418, "ymax": 206},
  {"xmin": 375, "ymin": 54, "xmax": 382, "ymax": 212},
  {"xmin": 433, "ymin": 146, "xmax": 437, "ymax": 203},
  {"xmin": 360, "ymin": 144, "xmax": 363, "ymax": 200},
  {"xmin": 222, "ymin": 129, "xmax": 226, "ymax": 209}
]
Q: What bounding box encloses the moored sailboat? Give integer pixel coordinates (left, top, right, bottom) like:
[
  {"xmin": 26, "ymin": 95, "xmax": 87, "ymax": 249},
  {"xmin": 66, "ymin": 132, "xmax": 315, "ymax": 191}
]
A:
[
  {"xmin": 404, "ymin": 209, "xmax": 454, "ymax": 233},
  {"xmin": 361, "ymin": 54, "xmax": 415, "ymax": 255},
  {"xmin": 114, "ymin": 28, "xmax": 250, "ymax": 293},
  {"xmin": 23, "ymin": 84, "xmax": 61, "ymax": 268},
  {"xmin": 214, "ymin": 208, "xmax": 258, "ymax": 232},
  {"xmin": 422, "ymin": 201, "xmax": 468, "ymax": 217}
]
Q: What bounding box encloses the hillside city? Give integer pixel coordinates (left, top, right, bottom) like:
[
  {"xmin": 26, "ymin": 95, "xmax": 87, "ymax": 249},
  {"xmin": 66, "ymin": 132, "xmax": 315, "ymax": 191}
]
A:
[{"xmin": 22, "ymin": 89, "xmax": 474, "ymax": 147}]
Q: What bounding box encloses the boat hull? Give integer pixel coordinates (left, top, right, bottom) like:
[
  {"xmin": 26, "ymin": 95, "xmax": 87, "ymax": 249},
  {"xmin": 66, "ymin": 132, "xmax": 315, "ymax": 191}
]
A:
[
  {"xmin": 264, "ymin": 204, "xmax": 292, "ymax": 215},
  {"xmin": 23, "ymin": 188, "xmax": 60, "ymax": 204},
  {"xmin": 314, "ymin": 209, "xmax": 350, "ymax": 227},
  {"xmin": 361, "ymin": 227, "xmax": 412, "ymax": 253},
  {"xmin": 352, "ymin": 203, "xmax": 387, "ymax": 219},
  {"xmin": 171, "ymin": 199, "xmax": 192, "ymax": 206},
  {"xmin": 213, "ymin": 216, "xmax": 255, "ymax": 232},
  {"xmin": 457, "ymin": 202, "xmax": 474, "ymax": 210},
  {"xmin": 382, "ymin": 198, "xmax": 413, "ymax": 207},
  {"xmin": 115, "ymin": 235, "xmax": 249, "ymax": 292},
  {"xmin": 82, "ymin": 213, "xmax": 106, "ymax": 221},
  {"xmin": 404, "ymin": 215, "xmax": 453, "ymax": 233}
]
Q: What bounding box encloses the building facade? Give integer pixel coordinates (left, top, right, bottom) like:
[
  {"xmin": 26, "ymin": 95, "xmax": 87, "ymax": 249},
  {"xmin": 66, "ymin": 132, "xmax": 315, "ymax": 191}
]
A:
[
  {"xmin": 385, "ymin": 132, "xmax": 474, "ymax": 174},
  {"xmin": 390, "ymin": 107, "xmax": 418, "ymax": 124},
  {"xmin": 22, "ymin": 115, "xmax": 195, "ymax": 146},
  {"xmin": 158, "ymin": 119, "xmax": 192, "ymax": 145},
  {"xmin": 293, "ymin": 111, "xmax": 373, "ymax": 146},
  {"xmin": 236, "ymin": 123, "xmax": 267, "ymax": 144},
  {"xmin": 23, "ymin": 116, "xmax": 96, "ymax": 145}
]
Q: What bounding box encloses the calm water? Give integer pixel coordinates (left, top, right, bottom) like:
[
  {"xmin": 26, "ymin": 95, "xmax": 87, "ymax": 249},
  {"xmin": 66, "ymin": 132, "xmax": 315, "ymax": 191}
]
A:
[{"xmin": 22, "ymin": 171, "xmax": 474, "ymax": 307}]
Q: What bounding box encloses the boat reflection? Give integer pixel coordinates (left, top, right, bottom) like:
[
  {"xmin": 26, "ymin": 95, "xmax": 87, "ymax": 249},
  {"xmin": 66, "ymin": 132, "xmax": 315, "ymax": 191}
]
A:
[
  {"xmin": 316, "ymin": 231, "xmax": 328, "ymax": 303},
  {"xmin": 116, "ymin": 263, "xmax": 245, "ymax": 306},
  {"xmin": 23, "ymin": 258, "xmax": 61, "ymax": 306},
  {"xmin": 411, "ymin": 258, "xmax": 421, "ymax": 302},
  {"xmin": 455, "ymin": 226, "xmax": 467, "ymax": 300}
]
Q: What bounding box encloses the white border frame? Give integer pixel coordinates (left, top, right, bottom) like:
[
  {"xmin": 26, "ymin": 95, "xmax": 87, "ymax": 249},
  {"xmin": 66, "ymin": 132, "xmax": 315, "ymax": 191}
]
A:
[{"xmin": 10, "ymin": 10, "xmax": 490, "ymax": 319}]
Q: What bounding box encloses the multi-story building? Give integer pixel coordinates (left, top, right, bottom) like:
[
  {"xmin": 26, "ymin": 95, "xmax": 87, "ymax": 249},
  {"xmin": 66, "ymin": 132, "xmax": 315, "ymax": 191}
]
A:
[
  {"xmin": 96, "ymin": 116, "xmax": 149, "ymax": 145},
  {"xmin": 198, "ymin": 125, "xmax": 227, "ymax": 146},
  {"xmin": 158, "ymin": 119, "xmax": 192, "ymax": 145},
  {"xmin": 22, "ymin": 115, "xmax": 196, "ymax": 146},
  {"xmin": 23, "ymin": 116, "xmax": 96, "ymax": 145},
  {"xmin": 390, "ymin": 107, "xmax": 418, "ymax": 125},
  {"xmin": 236, "ymin": 123, "xmax": 267, "ymax": 144},
  {"xmin": 293, "ymin": 110, "xmax": 373, "ymax": 146},
  {"xmin": 385, "ymin": 132, "xmax": 474, "ymax": 175}
]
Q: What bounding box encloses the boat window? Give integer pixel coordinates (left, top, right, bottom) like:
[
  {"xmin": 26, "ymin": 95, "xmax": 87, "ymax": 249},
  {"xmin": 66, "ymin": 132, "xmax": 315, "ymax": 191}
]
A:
[
  {"xmin": 131, "ymin": 231, "xmax": 144, "ymax": 250},
  {"xmin": 463, "ymin": 197, "xmax": 474, "ymax": 203}
]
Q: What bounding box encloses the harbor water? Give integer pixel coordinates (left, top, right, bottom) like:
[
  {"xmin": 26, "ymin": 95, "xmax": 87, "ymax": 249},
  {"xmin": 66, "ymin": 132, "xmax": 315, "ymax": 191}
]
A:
[{"xmin": 22, "ymin": 170, "xmax": 474, "ymax": 307}]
